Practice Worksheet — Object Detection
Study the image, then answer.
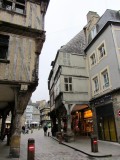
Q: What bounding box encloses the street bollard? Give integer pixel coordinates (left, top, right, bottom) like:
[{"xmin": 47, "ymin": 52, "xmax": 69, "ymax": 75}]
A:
[
  {"xmin": 27, "ymin": 138, "xmax": 35, "ymax": 160},
  {"xmin": 91, "ymin": 135, "xmax": 98, "ymax": 152},
  {"xmin": 58, "ymin": 134, "xmax": 62, "ymax": 144}
]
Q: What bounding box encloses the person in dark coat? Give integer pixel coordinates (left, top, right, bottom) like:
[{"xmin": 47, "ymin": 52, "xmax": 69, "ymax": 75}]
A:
[
  {"xmin": 5, "ymin": 127, "xmax": 10, "ymax": 145},
  {"xmin": 43, "ymin": 125, "xmax": 48, "ymax": 136}
]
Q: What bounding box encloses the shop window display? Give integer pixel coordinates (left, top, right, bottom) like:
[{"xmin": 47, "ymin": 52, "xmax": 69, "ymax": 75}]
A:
[{"xmin": 72, "ymin": 109, "xmax": 93, "ymax": 136}]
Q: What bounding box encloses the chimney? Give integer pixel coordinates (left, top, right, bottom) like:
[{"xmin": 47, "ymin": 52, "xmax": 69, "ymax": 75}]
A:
[{"xmin": 87, "ymin": 11, "xmax": 100, "ymax": 22}]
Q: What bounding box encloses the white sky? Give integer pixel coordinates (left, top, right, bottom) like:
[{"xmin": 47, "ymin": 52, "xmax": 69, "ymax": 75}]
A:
[{"xmin": 31, "ymin": 0, "xmax": 120, "ymax": 102}]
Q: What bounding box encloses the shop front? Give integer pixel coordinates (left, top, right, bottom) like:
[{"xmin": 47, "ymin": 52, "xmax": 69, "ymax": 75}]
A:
[
  {"xmin": 96, "ymin": 103, "xmax": 117, "ymax": 142},
  {"xmin": 71, "ymin": 104, "xmax": 93, "ymax": 136},
  {"xmin": 90, "ymin": 93, "xmax": 119, "ymax": 142}
]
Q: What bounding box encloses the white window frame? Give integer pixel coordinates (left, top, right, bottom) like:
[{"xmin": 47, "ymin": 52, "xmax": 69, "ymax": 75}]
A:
[
  {"xmin": 91, "ymin": 26, "xmax": 97, "ymax": 39},
  {"xmin": 64, "ymin": 77, "xmax": 72, "ymax": 92},
  {"xmin": 91, "ymin": 74, "xmax": 100, "ymax": 96},
  {"xmin": 93, "ymin": 77, "xmax": 99, "ymax": 93},
  {"xmin": 100, "ymin": 67, "xmax": 111, "ymax": 91},
  {"xmin": 97, "ymin": 41, "xmax": 107, "ymax": 61},
  {"xmin": 89, "ymin": 51, "xmax": 97, "ymax": 69}
]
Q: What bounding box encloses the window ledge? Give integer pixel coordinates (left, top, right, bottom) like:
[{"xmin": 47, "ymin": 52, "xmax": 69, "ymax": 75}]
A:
[
  {"xmin": 102, "ymin": 85, "xmax": 112, "ymax": 92},
  {"xmin": 90, "ymin": 63, "xmax": 97, "ymax": 69},
  {"xmin": 0, "ymin": 59, "xmax": 10, "ymax": 63}
]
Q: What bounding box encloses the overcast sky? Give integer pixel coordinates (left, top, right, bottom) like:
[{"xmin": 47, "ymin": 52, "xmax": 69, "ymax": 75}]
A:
[{"xmin": 31, "ymin": 0, "xmax": 120, "ymax": 103}]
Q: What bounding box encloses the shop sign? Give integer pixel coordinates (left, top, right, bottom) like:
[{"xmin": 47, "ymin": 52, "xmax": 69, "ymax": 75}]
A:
[{"xmin": 94, "ymin": 95, "xmax": 112, "ymax": 106}]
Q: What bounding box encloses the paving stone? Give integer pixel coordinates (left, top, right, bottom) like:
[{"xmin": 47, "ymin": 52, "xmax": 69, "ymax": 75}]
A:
[{"xmin": 1, "ymin": 129, "xmax": 120, "ymax": 160}]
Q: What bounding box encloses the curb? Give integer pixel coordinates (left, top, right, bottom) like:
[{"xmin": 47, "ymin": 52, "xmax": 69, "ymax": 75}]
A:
[{"xmin": 50, "ymin": 136, "xmax": 112, "ymax": 158}]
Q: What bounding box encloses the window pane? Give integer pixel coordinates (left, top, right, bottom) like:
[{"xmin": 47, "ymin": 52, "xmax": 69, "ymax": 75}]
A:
[
  {"xmin": 93, "ymin": 77, "xmax": 99, "ymax": 92},
  {"xmin": 91, "ymin": 54, "xmax": 96, "ymax": 65},
  {"xmin": 69, "ymin": 77, "xmax": 72, "ymax": 83},
  {"xmin": 0, "ymin": 46, "xmax": 8, "ymax": 59},
  {"xmin": 15, "ymin": 4, "xmax": 24, "ymax": 14},
  {"xmin": 102, "ymin": 70, "xmax": 109, "ymax": 89},
  {"xmin": 64, "ymin": 78, "xmax": 68, "ymax": 83},
  {"xmin": 16, "ymin": 0, "xmax": 25, "ymax": 5},
  {"xmin": 0, "ymin": 35, "xmax": 9, "ymax": 60},
  {"xmin": 4, "ymin": 1, "xmax": 12, "ymax": 10},
  {"xmin": 65, "ymin": 84, "xmax": 68, "ymax": 91},
  {"xmin": 99, "ymin": 44, "xmax": 106, "ymax": 59},
  {"xmin": 103, "ymin": 72, "xmax": 109, "ymax": 83},
  {"xmin": 1, "ymin": 0, "xmax": 26, "ymax": 14},
  {"xmin": 64, "ymin": 77, "xmax": 72, "ymax": 91},
  {"xmin": 91, "ymin": 26, "xmax": 97, "ymax": 39},
  {"xmin": 0, "ymin": 34, "xmax": 9, "ymax": 44},
  {"xmin": 69, "ymin": 84, "xmax": 72, "ymax": 91},
  {"xmin": 95, "ymin": 80, "xmax": 98, "ymax": 89}
]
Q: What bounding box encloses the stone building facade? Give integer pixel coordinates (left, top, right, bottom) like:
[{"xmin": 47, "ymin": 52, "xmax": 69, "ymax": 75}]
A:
[
  {"xmin": 48, "ymin": 9, "xmax": 120, "ymax": 143},
  {"xmin": 85, "ymin": 9, "xmax": 120, "ymax": 143}
]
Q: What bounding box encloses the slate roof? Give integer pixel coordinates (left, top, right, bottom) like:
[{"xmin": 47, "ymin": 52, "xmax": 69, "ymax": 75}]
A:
[
  {"xmin": 96, "ymin": 9, "xmax": 120, "ymax": 32},
  {"xmin": 59, "ymin": 9, "xmax": 120, "ymax": 55},
  {"xmin": 85, "ymin": 9, "xmax": 120, "ymax": 52},
  {"xmin": 59, "ymin": 30, "xmax": 86, "ymax": 54}
]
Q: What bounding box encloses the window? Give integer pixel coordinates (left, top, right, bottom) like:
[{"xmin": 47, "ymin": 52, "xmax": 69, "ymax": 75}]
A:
[
  {"xmin": 64, "ymin": 77, "xmax": 72, "ymax": 92},
  {"xmin": 91, "ymin": 26, "xmax": 97, "ymax": 39},
  {"xmin": 0, "ymin": 0, "xmax": 26, "ymax": 14},
  {"xmin": 90, "ymin": 53, "xmax": 96, "ymax": 66},
  {"xmin": 93, "ymin": 76, "xmax": 99, "ymax": 93},
  {"xmin": 0, "ymin": 34, "xmax": 9, "ymax": 60},
  {"xmin": 98, "ymin": 43, "xmax": 106, "ymax": 60},
  {"xmin": 101, "ymin": 69, "xmax": 109, "ymax": 89},
  {"xmin": 88, "ymin": 26, "xmax": 97, "ymax": 43}
]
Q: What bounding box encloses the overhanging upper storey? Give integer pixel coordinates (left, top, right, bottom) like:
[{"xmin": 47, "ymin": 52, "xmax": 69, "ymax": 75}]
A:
[{"xmin": 0, "ymin": 0, "xmax": 50, "ymax": 30}]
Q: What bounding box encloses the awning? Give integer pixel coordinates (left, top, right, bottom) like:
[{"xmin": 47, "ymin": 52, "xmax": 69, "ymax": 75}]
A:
[{"xmin": 72, "ymin": 104, "xmax": 88, "ymax": 112}]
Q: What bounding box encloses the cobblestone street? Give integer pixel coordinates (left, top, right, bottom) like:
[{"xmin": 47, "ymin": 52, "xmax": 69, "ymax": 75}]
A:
[
  {"xmin": 19, "ymin": 129, "xmax": 120, "ymax": 160},
  {"xmin": 20, "ymin": 129, "xmax": 90, "ymax": 160}
]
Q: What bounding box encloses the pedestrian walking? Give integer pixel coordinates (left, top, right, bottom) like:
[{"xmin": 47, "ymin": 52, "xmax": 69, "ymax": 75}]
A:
[
  {"xmin": 43, "ymin": 125, "xmax": 48, "ymax": 136},
  {"xmin": 5, "ymin": 127, "xmax": 10, "ymax": 145}
]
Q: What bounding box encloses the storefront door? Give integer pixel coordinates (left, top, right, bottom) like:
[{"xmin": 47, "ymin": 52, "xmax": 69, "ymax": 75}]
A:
[{"xmin": 96, "ymin": 103, "xmax": 117, "ymax": 142}]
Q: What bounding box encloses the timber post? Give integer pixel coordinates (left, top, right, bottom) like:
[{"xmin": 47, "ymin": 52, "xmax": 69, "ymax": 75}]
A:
[{"xmin": 9, "ymin": 89, "xmax": 33, "ymax": 158}]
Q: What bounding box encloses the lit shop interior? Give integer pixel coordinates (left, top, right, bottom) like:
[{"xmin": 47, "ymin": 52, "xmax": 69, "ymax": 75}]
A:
[{"xmin": 71, "ymin": 105, "xmax": 93, "ymax": 136}]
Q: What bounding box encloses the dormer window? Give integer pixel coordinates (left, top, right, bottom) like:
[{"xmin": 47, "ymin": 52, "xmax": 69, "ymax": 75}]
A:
[
  {"xmin": 88, "ymin": 26, "xmax": 97, "ymax": 43},
  {"xmin": 91, "ymin": 26, "xmax": 97, "ymax": 39},
  {"xmin": 0, "ymin": 0, "xmax": 26, "ymax": 14}
]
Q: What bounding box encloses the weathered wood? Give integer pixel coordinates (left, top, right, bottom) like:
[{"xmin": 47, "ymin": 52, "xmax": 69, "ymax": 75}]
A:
[{"xmin": 10, "ymin": 89, "xmax": 33, "ymax": 158}]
